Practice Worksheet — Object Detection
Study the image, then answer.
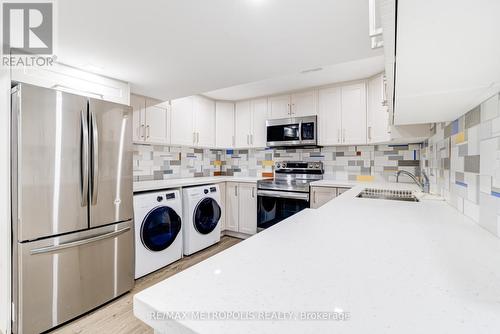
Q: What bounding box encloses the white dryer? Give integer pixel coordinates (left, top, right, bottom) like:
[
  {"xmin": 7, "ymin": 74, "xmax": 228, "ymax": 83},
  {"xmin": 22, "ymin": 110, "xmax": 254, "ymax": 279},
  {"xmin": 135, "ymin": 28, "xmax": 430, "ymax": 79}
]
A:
[
  {"xmin": 182, "ymin": 184, "xmax": 222, "ymax": 255},
  {"xmin": 133, "ymin": 190, "xmax": 183, "ymax": 279}
]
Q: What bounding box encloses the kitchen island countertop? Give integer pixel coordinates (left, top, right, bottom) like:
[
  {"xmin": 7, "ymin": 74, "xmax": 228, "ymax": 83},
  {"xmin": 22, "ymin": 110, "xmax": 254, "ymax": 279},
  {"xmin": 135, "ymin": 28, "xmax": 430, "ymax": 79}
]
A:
[{"xmin": 134, "ymin": 182, "xmax": 500, "ymax": 334}]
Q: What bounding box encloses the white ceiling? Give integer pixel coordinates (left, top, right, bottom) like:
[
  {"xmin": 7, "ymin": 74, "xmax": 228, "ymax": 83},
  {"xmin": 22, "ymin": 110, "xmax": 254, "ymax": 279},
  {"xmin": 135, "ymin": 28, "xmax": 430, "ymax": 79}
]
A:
[
  {"xmin": 55, "ymin": 0, "xmax": 382, "ymax": 101},
  {"xmin": 394, "ymin": 0, "xmax": 500, "ymax": 125},
  {"xmin": 203, "ymin": 55, "xmax": 384, "ymax": 101}
]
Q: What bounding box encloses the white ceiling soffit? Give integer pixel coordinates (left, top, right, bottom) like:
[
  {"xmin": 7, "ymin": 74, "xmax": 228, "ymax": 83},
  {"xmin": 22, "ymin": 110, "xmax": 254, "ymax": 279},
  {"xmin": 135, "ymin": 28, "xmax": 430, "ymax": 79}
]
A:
[
  {"xmin": 394, "ymin": 0, "xmax": 500, "ymax": 125},
  {"xmin": 203, "ymin": 56, "xmax": 384, "ymax": 101},
  {"xmin": 55, "ymin": 0, "xmax": 382, "ymax": 101}
]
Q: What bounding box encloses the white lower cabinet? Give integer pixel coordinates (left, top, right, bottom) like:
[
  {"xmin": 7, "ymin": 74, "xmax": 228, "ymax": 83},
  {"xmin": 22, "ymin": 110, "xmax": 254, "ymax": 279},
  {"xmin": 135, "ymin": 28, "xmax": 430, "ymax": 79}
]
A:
[
  {"xmin": 237, "ymin": 183, "xmax": 258, "ymax": 235},
  {"xmin": 225, "ymin": 182, "xmax": 240, "ymax": 232},
  {"xmin": 337, "ymin": 187, "xmax": 350, "ymax": 195},
  {"xmin": 218, "ymin": 182, "xmax": 226, "ymax": 232},
  {"xmin": 310, "ymin": 186, "xmax": 352, "ymax": 208},
  {"xmin": 224, "ymin": 182, "xmax": 257, "ymax": 235},
  {"xmin": 310, "ymin": 187, "xmax": 337, "ymax": 209}
]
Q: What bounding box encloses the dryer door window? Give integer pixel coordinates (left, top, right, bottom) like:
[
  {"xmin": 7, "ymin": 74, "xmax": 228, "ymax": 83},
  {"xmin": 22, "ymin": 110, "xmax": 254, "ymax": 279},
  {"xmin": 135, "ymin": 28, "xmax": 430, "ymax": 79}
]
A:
[
  {"xmin": 141, "ymin": 206, "xmax": 182, "ymax": 252},
  {"xmin": 193, "ymin": 198, "xmax": 221, "ymax": 235}
]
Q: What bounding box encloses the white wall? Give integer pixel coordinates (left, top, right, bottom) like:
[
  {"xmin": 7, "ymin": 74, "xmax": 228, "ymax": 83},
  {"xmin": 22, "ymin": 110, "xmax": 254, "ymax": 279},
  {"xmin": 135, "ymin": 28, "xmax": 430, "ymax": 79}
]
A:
[{"xmin": 0, "ymin": 68, "xmax": 11, "ymax": 334}]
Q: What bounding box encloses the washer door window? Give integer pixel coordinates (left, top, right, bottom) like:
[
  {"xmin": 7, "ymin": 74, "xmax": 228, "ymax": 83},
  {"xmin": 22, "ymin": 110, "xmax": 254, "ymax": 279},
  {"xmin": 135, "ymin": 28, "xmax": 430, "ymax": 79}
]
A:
[
  {"xmin": 141, "ymin": 206, "xmax": 182, "ymax": 252},
  {"xmin": 193, "ymin": 198, "xmax": 221, "ymax": 235}
]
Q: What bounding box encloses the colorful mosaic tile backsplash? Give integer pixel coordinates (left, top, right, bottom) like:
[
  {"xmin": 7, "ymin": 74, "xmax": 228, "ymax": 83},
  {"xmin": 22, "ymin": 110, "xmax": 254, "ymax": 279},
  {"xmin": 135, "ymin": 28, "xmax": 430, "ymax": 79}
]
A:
[
  {"xmin": 133, "ymin": 145, "xmax": 225, "ymax": 181},
  {"xmin": 134, "ymin": 144, "xmax": 422, "ymax": 183},
  {"xmin": 421, "ymin": 92, "xmax": 500, "ymax": 238}
]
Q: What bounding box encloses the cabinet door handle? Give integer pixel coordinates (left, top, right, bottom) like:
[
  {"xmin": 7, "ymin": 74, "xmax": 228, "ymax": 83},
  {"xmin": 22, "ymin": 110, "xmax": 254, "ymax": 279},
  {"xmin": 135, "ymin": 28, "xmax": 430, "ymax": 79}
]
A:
[
  {"xmin": 368, "ymin": 126, "xmax": 372, "ymax": 141},
  {"xmin": 252, "ymin": 187, "xmax": 255, "ymax": 198},
  {"xmin": 146, "ymin": 125, "xmax": 150, "ymax": 139},
  {"xmin": 235, "ymin": 185, "xmax": 238, "ymax": 196},
  {"xmin": 343, "ymin": 128, "xmax": 346, "ymax": 143},
  {"xmin": 337, "ymin": 129, "xmax": 340, "ymax": 143},
  {"xmin": 140, "ymin": 124, "xmax": 145, "ymax": 139},
  {"xmin": 250, "ymin": 134, "xmax": 253, "ymax": 145}
]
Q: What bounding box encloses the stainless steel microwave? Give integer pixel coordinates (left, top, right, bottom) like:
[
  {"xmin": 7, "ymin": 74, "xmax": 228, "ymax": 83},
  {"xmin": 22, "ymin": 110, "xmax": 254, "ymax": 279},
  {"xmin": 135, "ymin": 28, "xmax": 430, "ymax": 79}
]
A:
[{"xmin": 266, "ymin": 116, "xmax": 317, "ymax": 147}]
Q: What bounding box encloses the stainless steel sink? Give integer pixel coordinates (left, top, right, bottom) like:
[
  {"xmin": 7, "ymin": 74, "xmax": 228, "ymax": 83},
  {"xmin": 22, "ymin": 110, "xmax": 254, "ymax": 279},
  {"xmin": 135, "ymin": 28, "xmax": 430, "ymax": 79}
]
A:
[{"xmin": 356, "ymin": 188, "xmax": 419, "ymax": 202}]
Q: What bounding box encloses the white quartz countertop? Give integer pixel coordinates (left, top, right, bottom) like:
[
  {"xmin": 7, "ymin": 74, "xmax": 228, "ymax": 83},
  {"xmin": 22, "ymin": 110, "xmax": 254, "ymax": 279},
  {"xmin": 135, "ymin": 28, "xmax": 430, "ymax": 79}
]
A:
[
  {"xmin": 133, "ymin": 176, "xmax": 269, "ymax": 192},
  {"xmin": 309, "ymin": 179, "xmax": 359, "ymax": 188},
  {"xmin": 133, "ymin": 183, "xmax": 500, "ymax": 334}
]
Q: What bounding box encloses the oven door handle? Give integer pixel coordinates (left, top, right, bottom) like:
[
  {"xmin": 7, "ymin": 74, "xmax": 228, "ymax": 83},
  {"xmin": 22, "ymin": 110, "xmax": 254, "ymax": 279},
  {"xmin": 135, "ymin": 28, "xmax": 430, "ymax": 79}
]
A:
[{"xmin": 257, "ymin": 190, "xmax": 309, "ymax": 201}]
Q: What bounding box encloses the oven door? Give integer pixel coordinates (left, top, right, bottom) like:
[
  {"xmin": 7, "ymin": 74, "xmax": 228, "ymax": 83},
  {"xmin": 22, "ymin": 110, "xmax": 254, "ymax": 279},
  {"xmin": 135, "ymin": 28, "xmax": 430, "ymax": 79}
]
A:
[{"xmin": 257, "ymin": 190, "xmax": 309, "ymax": 230}]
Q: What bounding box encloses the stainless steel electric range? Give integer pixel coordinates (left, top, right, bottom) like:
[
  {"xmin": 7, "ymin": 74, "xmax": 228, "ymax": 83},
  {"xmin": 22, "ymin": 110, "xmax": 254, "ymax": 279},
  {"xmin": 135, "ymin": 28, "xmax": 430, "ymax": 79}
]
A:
[{"xmin": 257, "ymin": 161, "xmax": 324, "ymax": 230}]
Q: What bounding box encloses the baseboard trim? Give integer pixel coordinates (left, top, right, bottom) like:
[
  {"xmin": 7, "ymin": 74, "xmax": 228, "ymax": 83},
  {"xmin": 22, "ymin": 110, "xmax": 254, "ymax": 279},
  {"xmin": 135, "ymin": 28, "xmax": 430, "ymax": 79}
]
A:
[{"xmin": 221, "ymin": 230, "xmax": 251, "ymax": 239}]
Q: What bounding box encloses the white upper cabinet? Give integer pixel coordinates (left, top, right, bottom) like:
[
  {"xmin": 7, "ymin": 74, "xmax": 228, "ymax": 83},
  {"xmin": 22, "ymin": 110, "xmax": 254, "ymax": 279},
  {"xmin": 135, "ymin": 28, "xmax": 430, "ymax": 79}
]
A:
[
  {"xmin": 131, "ymin": 94, "xmax": 169, "ymax": 145},
  {"xmin": 318, "ymin": 81, "xmax": 368, "ymax": 145},
  {"xmin": 145, "ymin": 98, "xmax": 170, "ymax": 144},
  {"xmin": 215, "ymin": 101, "xmax": 235, "ymax": 148},
  {"xmin": 131, "ymin": 94, "xmax": 146, "ymax": 142},
  {"xmin": 268, "ymin": 94, "xmax": 291, "ymax": 119},
  {"xmin": 318, "ymin": 87, "xmax": 342, "ymax": 145},
  {"xmin": 171, "ymin": 96, "xmax": 195, "ymax": 146},
  {"xmin": 341, "ymin": 83, "xmax": 367, "ymax": 145},
  {"xmin": 193, "ymin": 96, "xmax": 215, "ymax": 147},
  {"xmin": 291, "ymin": 90, "xmax": 318, "ymax": 117},
  {"xmin": 235, "ymin": 98, "xmax": 269, "ymax": 148},
  {"xmin": 235, "ymin": 101, "xmax": 252, "ymax": 148},
  {"xmin": 268, "ymin": 90, "xmax": 317, "ymax": 119},
  {"xmin": 250, "ymin": 98, "xmax": 269, "ymax": 148},
  {"xmin": 170, "ymin": 95, "xmax": 216, "ymax": 147},
  {"xmin": 367, "ymin": 73, "xmax": 390, "ymax": 143}
]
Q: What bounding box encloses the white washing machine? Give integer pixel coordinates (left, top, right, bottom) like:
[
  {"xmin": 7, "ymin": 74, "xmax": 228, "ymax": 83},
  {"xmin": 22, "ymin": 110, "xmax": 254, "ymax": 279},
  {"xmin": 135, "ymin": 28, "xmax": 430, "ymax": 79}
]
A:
[
  {"xmin": 133, "ymin": 190, "xmax": 183, "ymax": 279},
  {"xmin": 182, "ymin": 184, "xmax": 222, "ymax": 255}
]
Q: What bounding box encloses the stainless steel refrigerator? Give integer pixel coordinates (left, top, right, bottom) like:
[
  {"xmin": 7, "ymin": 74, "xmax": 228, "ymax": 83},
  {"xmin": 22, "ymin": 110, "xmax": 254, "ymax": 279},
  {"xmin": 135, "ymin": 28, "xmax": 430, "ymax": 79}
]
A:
[{"xmin": 11, "ymin": 83, "xmax": 134, "ymax": 334}]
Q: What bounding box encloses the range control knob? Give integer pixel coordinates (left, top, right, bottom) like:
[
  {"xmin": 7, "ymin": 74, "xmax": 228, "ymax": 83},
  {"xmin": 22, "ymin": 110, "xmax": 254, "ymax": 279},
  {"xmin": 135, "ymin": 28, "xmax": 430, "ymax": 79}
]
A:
[
  {"xmin": 157, "ymin": 196, "xmax": 163, "ymax": 202},
  {"xmin": 276, "ymin": 163, "xmax": 281, "ymax": 169},
  {"xmin": 204, "ymin": 189, "xmax": 209, "ymax": 194}
]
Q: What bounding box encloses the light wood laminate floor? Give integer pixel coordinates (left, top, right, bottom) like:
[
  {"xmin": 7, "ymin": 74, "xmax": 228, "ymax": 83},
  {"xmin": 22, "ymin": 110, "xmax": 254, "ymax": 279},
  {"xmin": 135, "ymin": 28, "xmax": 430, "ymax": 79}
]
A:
[{"xmin": 52, "ymin": 236, "xmax": 241, "ymax": 334}]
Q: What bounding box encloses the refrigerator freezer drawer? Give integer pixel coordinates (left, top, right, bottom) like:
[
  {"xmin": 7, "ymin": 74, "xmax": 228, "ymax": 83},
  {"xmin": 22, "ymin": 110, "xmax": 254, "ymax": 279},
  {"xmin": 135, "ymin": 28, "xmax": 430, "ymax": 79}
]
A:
[{"xmin": 14, "ymin": 220, "xmax": 134, "ymax": 334}]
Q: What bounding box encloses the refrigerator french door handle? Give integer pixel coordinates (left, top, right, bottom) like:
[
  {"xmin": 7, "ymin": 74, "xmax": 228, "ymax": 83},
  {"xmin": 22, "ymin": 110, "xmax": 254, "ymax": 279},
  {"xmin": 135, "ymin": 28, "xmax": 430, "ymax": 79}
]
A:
[
  {"xmin": 29, "ymin": 227, "xmax": 131, "ymax": 255},
  {"xmin": 81, "ymin": 110, "xmax": 89, "ymax": 206},
  {"xmin": 91, "ymin": 111, "xmax": 99, "ymax": 205}
]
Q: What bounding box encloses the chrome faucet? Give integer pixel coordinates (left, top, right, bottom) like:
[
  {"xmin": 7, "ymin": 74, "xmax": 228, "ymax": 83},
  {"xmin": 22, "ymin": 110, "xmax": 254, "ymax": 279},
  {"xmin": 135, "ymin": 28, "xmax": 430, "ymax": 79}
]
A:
[{"xmin": 395, "ymin": 170, "xmax": 430, "ymax": 193}]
